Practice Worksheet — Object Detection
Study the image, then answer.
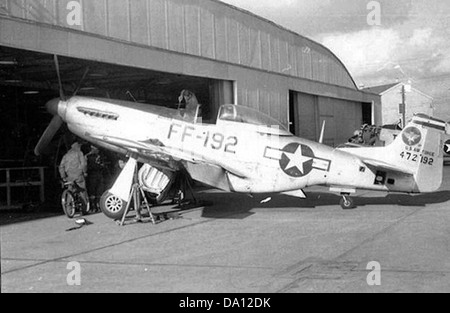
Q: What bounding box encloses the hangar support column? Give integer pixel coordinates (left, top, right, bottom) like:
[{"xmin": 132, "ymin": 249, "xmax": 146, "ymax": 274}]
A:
[{"xmin": 209, "ymin": 80, "xmax": 235, "ymax": 123}]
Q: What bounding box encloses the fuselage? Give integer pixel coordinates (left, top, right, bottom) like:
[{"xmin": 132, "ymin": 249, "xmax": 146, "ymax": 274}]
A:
[{"xmin": 60, "ymin": 96, "xmax": 420, "ymax": 195}]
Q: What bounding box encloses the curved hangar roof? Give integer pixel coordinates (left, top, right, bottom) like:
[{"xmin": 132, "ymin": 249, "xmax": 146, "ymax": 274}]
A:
[
  {"xmin": 0, "ymin": 0, "xmax": 357, "ymax": 90},
  {"xmin": 210, "ymin": 0, "xmax": 357, "ymax": 90}
]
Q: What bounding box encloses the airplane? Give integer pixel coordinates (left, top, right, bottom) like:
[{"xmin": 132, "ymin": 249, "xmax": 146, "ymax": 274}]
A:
[{"xmin": 35, "ymin": 57, "xmax": 448, "ymax": 219}]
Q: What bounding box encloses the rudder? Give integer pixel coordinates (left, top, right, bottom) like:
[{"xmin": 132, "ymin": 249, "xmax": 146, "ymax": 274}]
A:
[{"xmin": 384, "ymin": 114, "xmax": 446, "ymax": 192}]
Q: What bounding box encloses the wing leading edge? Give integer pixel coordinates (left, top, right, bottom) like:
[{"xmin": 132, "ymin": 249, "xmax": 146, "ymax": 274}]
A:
[{"xmin": 88, "ymin": 134, "xmax": 249, "ymax": 179}]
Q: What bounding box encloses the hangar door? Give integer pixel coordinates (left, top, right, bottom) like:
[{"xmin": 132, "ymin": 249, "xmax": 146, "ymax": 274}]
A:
[
  {"xmin": 289, "ymin": 91, "xmax": 318, "ymax": 141},
  {"xmin": 289, "ymin": 91, "xmax": 364, "ymax": 147}
]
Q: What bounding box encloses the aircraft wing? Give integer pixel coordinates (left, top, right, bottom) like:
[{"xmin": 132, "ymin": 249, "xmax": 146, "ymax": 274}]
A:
[
  {"xmin": 149, "ymin": 143, "xmax": 249, "ymax": 178},
  {"xmin": 360, "ymin": 158, "xmax": 414, "ymax": 176},
  {"xmin": 89, "ymin": 134, "xmax": 249, "ymax": 178}
]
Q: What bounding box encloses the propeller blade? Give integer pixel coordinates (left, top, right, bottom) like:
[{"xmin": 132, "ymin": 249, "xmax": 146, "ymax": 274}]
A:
[
  {"xmin": 73, "ymin": 67, "xmax": 90, "ymax": 97},
  {"xmin": 34, "ymin": 115, "xmax": 64, "ymax": 156},
  {"xmin": 54, "ymin": 55, "xmax": 65, "ymax": 101},
  {"xmin": 34, "ymin": 56, "xmax": 68, "ymax": 156}
]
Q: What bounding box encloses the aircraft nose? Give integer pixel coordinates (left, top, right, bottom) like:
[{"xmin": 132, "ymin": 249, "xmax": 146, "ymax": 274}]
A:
[
  {"xmin": 46, "ymin": 98, "xmax": 60, "ymax": 116},
  {"xmin": 45, "ymin": 97, "xmax": 68, "ymax": 120}
]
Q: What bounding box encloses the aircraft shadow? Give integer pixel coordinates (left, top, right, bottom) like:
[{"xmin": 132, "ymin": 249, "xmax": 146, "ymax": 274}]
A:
[{"xmin": 197, "ymin": 189, "xmax": 450, "ymax": 220}]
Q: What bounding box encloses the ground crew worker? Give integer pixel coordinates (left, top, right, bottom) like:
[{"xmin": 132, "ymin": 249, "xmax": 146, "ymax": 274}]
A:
[
  {"xmin": 86, "ymin": 145, "xmax": 106, "ymax": 213},
  {"xmin": 59, "ymin": 141, "xmax": 89, "ymax": 207},
  {"xmin": 178, "ymin": 90, "xmax": 200, "ymax": 122}
]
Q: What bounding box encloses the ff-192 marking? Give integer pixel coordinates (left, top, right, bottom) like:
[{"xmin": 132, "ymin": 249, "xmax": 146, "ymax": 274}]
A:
[{"xmin": 168, "ymin": 123, "xmax": 238, "ymax": 154}]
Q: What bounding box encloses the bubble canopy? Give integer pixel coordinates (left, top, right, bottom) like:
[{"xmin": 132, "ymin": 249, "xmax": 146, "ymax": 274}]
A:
[{"xmin": 217, "ymin": 104, "xmax": 290, "ymax": 135}]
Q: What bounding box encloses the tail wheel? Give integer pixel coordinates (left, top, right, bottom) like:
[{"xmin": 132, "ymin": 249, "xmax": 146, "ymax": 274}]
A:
[
  {"xmin": 340, "ymin": 196, "xmax": 355, "ymax": 210},
  {"xmin": 100, "ymin": 190, "xmax": 126, "ymax": 220},
  {"xmin": 61, "ymin": 190, "xmax": 76, "ymax": 218}
]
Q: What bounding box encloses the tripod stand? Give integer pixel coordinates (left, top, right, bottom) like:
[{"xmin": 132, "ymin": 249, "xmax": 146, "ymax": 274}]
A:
[{"xmin": 118, "ymin": 172, "xmax": 156, "ymax": 226}]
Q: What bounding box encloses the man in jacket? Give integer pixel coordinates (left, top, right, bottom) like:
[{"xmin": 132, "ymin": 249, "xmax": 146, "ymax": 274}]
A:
[
  {"xmin": 59, "ymin": 141, "xmax": 89, "ymax": 206},
  {"xmin": 86, "ymin": 145, "xmax": 106, "ymax": 212}
]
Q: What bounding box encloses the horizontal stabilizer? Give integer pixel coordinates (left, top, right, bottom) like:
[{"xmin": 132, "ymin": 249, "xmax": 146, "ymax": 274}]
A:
[
  {"xmin": 361, "ymin": 158, "xmax": 414, "ymax": 176},
  {"xmin": 412, "ymin": 114, "xmax": 446, "ymax": 131}
]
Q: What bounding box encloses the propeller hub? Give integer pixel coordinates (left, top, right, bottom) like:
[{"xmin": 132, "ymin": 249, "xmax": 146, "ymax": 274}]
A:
[{"xmin": 46, "ymin": 98, "xmax": 60, "ymax": 116}]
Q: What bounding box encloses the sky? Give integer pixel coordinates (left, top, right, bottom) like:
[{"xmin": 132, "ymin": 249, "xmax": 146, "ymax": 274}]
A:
[{"xmin": 219, "ymin": 0, "xmax": 450, "ymax": 120}]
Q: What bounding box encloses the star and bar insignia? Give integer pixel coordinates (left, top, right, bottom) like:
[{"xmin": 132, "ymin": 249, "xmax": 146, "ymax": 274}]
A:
[
  {"xmin": 444, "ymin": 140, "xmax": 450, "ymax": 155},
  {"xmin": 264, "ymin": 143, "xmax": 331, "ymax": 178}
]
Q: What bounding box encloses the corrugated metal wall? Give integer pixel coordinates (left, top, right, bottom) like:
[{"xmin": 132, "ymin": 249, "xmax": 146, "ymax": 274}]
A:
[
  {"xmin": 0, "ymin": 0, "xmax": 356, "ymax": 90},
  {"xmin": 318, "ymin": 97, "xmax": 363, "ymax": 146},
  {"xmin": 0, "ymin": 0, "xmax": 379, "ymax": 130},
  {"xmin": 292, "ymin": 92, "xmax": 363, "ymax": 146},
  {"xmin": 293, "ymin": 92, "xmax": 317, "ymax": 141}
]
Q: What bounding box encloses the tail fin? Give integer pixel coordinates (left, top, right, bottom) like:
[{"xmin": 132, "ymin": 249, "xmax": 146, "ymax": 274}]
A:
[{"xmin": 384, "ymin": 113, "xmax": 446, "ymax": 192}]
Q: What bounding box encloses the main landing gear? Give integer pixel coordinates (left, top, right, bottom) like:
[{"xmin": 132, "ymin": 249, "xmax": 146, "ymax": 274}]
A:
[{"xmin": 339, "ymin": 194, "xmax": 355, "ymax": 210}]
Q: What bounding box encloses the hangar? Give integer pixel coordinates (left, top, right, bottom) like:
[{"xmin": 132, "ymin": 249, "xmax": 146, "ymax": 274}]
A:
[{"xmin": 0, "ymin": 0, "xmax": 380, "ymax": 207}]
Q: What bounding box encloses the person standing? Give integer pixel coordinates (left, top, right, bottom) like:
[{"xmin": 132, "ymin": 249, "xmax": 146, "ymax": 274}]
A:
[
  {"xmin": 86, "ymin": 145, "xmax": 106, "ymax": 213},
  {"xmin": 178, "ymin": 89, "xmax": 201, "ymax": 122},
  {"xmin": 59, "ymin": 141, "xmax": 89, "ymax": 207}
]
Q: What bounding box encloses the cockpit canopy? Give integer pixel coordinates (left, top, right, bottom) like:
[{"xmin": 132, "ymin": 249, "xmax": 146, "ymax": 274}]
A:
[{"xmin": 217, "ymin": 104, "xmax": 291, "ymax": 136}]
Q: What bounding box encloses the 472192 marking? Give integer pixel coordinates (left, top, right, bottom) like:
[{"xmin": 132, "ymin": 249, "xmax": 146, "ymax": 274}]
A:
[{"xmin": 400, "ymin": 151, "xmax": 434, "ymax": 166}]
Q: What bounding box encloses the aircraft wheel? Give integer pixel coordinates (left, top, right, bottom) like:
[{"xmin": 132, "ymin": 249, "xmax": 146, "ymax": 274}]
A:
[
  {"xmin": 100, "ymin": 190, "xmax": 126, "ymax": 220},
  {"xmin": 340, "ymin": 196, "xmax": 355, "ymax": 210},
  {"xmin": 61, "ymin": 190, "xmax": 76, "ymax": 219}
]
